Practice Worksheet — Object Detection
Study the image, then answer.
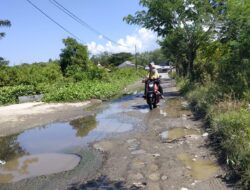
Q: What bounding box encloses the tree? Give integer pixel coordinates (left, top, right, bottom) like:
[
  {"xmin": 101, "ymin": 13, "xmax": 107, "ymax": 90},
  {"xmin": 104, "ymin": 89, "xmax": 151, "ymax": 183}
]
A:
[
  {"xmin": 0, "ymin": 57, "xmax": 9, "ymax": 67},
  {"xmin": 124, "ymin": 0, "xmax": 222, "ymax": 79},
  {"xmin": 91, "ymin": 52, "xmax": 111, "ymax": 67},
  {"xmin": 0, "ymin": 19, "xmax": 11, "ymax": 39},
  {"xmin": 215, "ymin": 0, "xmax": 250, "ymax": 97},
  {"xmin": 59, "ymin": 37, "xmax": 89, "ymax": 75},
  {"xmin": 136, "ymin": 49, "xmax": 167, "ymax": 66}
]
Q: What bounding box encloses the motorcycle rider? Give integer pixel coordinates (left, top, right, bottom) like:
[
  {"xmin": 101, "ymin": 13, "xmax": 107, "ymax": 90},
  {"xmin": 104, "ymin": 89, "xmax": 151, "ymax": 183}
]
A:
[{"xmin": 143, "ymin": 62, "xmax": 164, "ymax": 99}]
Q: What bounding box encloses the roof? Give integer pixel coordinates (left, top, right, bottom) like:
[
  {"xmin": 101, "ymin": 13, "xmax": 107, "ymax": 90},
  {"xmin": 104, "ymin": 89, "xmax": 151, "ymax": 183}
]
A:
[{"xmin": 117, "ymin": 61, "xmax": 135, "ymax": 68}]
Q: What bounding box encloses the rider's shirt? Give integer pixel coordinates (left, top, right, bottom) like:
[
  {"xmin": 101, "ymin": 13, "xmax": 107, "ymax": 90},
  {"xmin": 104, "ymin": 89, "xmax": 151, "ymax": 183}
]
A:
[{"xmin": 147, "ymin": 71, "xmax": 160, "ymax": 79}]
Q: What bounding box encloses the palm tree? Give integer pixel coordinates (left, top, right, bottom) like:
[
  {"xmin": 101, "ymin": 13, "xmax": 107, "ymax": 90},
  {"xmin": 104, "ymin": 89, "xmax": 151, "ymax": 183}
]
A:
[{"xmin": 0, "ymin": 19, "xmax": 11, "ymax": 39}]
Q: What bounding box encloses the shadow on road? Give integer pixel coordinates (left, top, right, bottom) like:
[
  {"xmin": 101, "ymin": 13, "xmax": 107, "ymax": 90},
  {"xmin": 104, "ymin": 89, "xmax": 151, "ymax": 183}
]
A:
[
  {"xmin": 67, "ymin": 175, "xmax": 142, "ymax": 190},
  {"xmin": 131, "ymin": 104, "xmax": 149, "ymax": 110}
]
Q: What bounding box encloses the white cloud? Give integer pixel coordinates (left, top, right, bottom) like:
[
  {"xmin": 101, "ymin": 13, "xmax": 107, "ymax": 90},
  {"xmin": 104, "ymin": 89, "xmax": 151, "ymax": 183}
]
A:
[{"xmin": 87, "ymin": 28, "xmax": 159, "ymax": 55}]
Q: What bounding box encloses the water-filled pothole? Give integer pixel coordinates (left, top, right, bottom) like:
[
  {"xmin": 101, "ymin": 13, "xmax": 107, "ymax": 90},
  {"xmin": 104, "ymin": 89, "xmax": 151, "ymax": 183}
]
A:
[
  {"xmin": 168, "ymin": 128, "xmax": 200, "ymax": 141},
  {"xmin": 163, "ymin": 98, "xmax": 192, "ymax": 118},
  {"xmin": 177, "ymin": 153, "xmax": 219, "ymax": 180},
  {"xmin": 0, "ymin": 94, "xmax": 146, "ymax": 183},
  {"xmin": 0, "ymin": 153, "xmax": 80, "ymax": 183}
]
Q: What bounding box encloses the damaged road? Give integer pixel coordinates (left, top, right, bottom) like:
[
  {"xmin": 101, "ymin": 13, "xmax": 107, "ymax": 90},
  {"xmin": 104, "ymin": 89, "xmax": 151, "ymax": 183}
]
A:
[
  {"xmin": 86, "ymin": 75, "xmax": 232, "ymax": 190},
  {"xmin": 0, "ymin": 74, "xmax": 233, "ymax": 190}
]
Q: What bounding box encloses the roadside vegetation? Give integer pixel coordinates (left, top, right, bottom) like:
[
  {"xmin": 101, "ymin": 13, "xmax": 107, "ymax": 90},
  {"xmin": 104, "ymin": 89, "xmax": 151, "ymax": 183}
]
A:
[
  {"xmin": 0, "ymin": 36, "xmax": 147, "ymax": 105},
  {"xmin": 125, "ymin": 0, "xmax": 250, "ymax": 188}
]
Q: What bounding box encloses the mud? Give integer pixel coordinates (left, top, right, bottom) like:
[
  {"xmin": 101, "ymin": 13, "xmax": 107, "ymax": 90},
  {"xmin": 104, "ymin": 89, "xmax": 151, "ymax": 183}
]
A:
[{"xmin": 177, "ymin": 153, "xmax": 219, "ymax": 180}]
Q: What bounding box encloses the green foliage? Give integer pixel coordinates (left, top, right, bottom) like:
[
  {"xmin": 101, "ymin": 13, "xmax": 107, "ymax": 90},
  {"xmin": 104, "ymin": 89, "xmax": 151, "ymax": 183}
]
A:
[
  {"xmin": 0, "ymin": 57, "xmax": 9, "ymax": 67},
  {"xmin": 0, "ymin": 19, "xmax": 11, "ymax": 39},
  {"xmin": 125, "ymin": 0, "xmax": 220, "ymax": 79},
  {"xmin": 211, "ymin": 109, "xmax": 250, "ymax": 189},
  {"xmin": 136, "ymin": 49, "xmax": 167, "ymax": 66},
  {"xmin": 176, "ymin": 77, "xmax": 193, "ymax": 95},
  {"xmin": 43, "ymin": 68, "xmax": 144, "ymax": 102},
  {"xmin": 168, "ymin": 71, "xmax": 176, "ymax": 79},
  {"xmin": 0, "ymin": 85, "xmax": 44, "ymax": 104},
  {"xmin": 91, "ymin": 52, "xmax": 111, "ymax": 67},
  {"xmin": 194, "ymin": 0, "xmax": 250, "ymax": 97},
  {"xmin": 186, "ymin": 83, "xmax": 221, "ymax": 112},
  {"xmin": 59, "ymin": 37, "xmax": 89, "ymax": 75},
  {"xmin": 0, "ymin": 61, "xmax": 63, "ymax": 87}
]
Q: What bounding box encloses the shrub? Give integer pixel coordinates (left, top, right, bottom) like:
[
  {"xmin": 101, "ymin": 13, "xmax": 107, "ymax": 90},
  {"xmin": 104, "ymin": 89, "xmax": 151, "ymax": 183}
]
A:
[
  {"xmin": 211, "ymin": 109, "xmax": 250, "ymax": 189},
  {"xmin": 0, "ymin": 85, "xmax": 42, "ymax": 104}
]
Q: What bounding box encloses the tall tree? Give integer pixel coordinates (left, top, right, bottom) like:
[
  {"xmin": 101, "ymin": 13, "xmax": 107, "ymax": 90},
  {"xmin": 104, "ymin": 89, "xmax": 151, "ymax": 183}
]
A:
[
  {"xmin": 0, "ymin": 57, "xmax": 9, "ymax": 67},
  {"xmin": 0, "ymin": 19, "xmax": 11, "ymax": 39},
  {"xmin": 124, "ymin": 0, "xmax": 222, "ymax": 79},
  {"xmin": 59, "ymin": 37, "xmax": 89, "ymax": 75}
]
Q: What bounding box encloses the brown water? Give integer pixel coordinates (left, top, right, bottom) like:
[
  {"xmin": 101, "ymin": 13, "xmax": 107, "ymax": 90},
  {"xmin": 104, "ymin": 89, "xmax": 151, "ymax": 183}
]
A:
[
  {"xmin": 0, "ymin": 94, "xmax": 145, "ymax": 183},
  {"xmin": 168, "ymin": 128, "xmax": 200, "ymax": 141},
  {"xmin": 163, "ymin": 98, "xmax": 192, "ymax": 118},
  {"xmin": 177, "ymin": 153, "xmax": 219, "ymax": 180}
]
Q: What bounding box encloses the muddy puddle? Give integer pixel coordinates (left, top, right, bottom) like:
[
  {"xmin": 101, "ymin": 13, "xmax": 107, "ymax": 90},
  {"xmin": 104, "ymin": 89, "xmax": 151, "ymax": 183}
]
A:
[
  {"xmin": 0, "ymin": 94, "xmax": 146, "ymax": 183},
  {"xmin": 177, "ymin": 153, "xmax": 219, "ymax": 180},
  {"xmin": 168, "ymin": 128, "xmax": 200, "ymax": 141},
  {"xmin": 163, "ymin": 98, "xmax": 192, "ymax": 118}
]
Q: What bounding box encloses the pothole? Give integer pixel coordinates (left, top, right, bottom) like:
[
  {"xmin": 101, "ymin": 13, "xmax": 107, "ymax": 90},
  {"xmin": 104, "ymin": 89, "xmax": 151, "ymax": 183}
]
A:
[
  {"xmin": 160, "ymin": 127, "xmax": 201, "ymax": 142},
  {"xmin": 0, "ymin": 153, "xmax": 80, "ymax": 183},
  {"xmin": 163, "ymin": 98, "xmax": 192, "ymax": 118},
  {"xmin": 177, "ymin": 153, "xmax": 219, "ymax": 180},
  {"xmin": 168, "ymin": 128, "xmax": 200, "ymax": 141}
]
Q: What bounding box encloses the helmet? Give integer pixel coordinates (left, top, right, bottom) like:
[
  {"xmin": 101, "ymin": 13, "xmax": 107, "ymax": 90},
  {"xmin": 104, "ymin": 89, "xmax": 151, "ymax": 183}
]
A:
[{"xmin": 148, "ymin": 62, "xmax": 155, "ymax": 68}]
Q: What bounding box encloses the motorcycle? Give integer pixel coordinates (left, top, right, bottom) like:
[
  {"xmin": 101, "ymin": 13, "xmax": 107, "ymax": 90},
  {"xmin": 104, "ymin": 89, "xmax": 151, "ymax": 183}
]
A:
[{"xmin": 143, "ymin": 79, "xmax": 161, "ymax": 110}]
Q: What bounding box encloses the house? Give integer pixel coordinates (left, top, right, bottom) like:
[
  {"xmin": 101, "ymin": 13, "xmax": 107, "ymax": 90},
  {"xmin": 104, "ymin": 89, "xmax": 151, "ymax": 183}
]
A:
[
  {"xmin": 118, "ymin": 61, "xmax": 143, "ymax": 69},
  {"xmin": 117, "ymin": 61, "xmax": 135, "ymax": 68}
]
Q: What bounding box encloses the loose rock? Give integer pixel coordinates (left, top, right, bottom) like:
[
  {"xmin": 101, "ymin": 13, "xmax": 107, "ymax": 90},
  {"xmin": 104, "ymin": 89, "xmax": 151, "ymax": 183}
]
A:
[
  {"xmin": 202, "ymin": 132, "xmax": 209, "ymax": 137},
  {"xmin": 152, "ymin": 153, "xmax": 160, "ymax": 158},
  {"xmin": 148, "ymin": 173, "xmax": 160, "ymax": 181},
  {"xmin": 161, "ymin": 175, "xmax": 168, "ymax": 181}
]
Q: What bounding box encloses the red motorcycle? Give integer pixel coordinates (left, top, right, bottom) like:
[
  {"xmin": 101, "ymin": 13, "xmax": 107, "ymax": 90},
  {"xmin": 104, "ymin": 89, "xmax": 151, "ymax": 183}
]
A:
[{"xmin": 143, "ymin": 79, "xmax": 161, "ymax": 110}]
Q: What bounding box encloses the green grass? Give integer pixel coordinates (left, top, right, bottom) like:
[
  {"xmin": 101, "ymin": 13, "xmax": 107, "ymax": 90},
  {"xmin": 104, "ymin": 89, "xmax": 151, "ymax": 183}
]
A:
[{"xmin": 211, "ymin": 109, "xmax": 250, "ymax": 189}]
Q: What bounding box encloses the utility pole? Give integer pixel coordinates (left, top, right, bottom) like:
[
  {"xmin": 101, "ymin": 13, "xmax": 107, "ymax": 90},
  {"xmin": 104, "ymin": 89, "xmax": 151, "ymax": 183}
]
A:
[{"xmin": 135, "ymin": 44, "xmax": 138, "ymax": 70}]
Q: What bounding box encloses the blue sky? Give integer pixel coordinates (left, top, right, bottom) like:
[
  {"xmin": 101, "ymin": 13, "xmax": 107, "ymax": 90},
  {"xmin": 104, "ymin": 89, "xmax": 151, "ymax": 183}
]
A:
[{"xmin": 0, "ymin": 0, "xmax": 159, "ymax": 65}]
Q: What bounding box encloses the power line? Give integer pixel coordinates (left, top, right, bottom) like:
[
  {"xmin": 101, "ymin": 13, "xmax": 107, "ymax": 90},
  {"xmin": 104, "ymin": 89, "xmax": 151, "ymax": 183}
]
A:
[
  {"xmin": 49, "ymin": 0, "xmax": 128, "ymax": 48},
  {"xmin": 25, "ymin": 0, "xmax": 84, "ymax": 43}
]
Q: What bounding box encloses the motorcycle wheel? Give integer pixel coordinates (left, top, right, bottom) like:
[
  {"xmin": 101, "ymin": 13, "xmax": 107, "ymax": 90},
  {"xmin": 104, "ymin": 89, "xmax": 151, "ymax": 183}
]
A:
[{"xmin": 147, "ymin": 97, "xmax": 153, "ymax": 110}]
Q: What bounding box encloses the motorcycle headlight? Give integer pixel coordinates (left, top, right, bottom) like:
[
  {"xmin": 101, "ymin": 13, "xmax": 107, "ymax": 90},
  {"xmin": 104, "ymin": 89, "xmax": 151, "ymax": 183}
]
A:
[{"xmin": 149, "ymin": 83, "xmax": 154, "ymax": 88}]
